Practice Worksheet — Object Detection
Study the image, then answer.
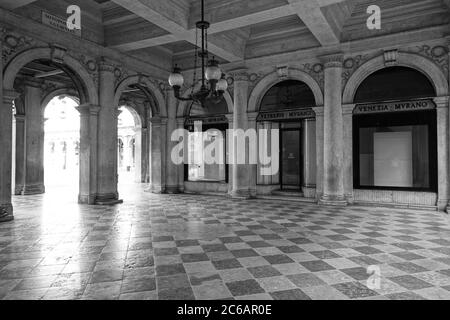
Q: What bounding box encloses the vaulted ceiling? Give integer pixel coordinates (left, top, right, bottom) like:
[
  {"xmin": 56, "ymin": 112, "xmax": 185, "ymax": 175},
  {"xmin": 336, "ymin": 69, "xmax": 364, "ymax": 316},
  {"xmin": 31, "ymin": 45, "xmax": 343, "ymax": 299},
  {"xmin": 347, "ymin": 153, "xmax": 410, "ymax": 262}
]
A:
[{"xmin": 3, "ymin": 0, "xmax": 450, "ymax": 71}]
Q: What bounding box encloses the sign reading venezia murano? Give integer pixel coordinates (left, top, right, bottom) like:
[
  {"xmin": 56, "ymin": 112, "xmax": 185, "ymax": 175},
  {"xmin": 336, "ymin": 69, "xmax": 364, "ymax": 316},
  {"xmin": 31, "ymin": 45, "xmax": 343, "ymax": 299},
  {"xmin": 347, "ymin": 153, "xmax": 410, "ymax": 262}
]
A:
[{"xmin": 354, "ymin": 99, "xmax": 435, "ymax": 114}]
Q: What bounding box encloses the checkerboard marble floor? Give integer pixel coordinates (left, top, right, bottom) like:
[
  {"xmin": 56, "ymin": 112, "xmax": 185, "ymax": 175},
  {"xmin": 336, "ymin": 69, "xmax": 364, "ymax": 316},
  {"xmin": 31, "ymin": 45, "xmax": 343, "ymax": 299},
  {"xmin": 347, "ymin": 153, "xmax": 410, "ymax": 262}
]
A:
[{"xmin": 1, "ymin": 184, "xmax": 450, "ymax": 300}]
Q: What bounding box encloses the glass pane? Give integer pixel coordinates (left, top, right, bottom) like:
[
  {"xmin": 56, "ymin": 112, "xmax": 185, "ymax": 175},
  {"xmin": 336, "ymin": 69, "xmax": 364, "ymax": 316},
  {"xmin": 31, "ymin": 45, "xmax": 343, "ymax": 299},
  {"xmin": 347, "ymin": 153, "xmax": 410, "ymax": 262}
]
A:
[
  {"xmin": 359, "ymin": 125, "xmax": 429, "ymax": 188},
  {"xmin": 188, "ymin": 129, "xmax": 226, "ymax": 182},
  {"xmin": 282, "ymin": 130, "xmax": 301, "ymax": 188}
]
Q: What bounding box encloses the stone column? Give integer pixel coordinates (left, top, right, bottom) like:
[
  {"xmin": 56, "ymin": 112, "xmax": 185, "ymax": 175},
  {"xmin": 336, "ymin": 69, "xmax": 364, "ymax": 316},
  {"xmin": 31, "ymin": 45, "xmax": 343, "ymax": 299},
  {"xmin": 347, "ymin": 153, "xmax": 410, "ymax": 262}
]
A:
[
  {"xmin": 14, "ymin": 113, "xmax": 26, "ymax": 195},
  {"xmin": 230, "ymin": 70, "xmax": 253, "ymax": 198},
  {"xmin": 302, "ymin": 118, "xmax": 316, "ymax": 197},
  {"xmin": 342, "ymin": 104, "xmax": 355, "ymax": 204},
  {"xmin": 319, "ymin": 53, "xmax": 346, "ymax": 206},
  {"xmin": 141, "ymin": 126, "xmax": 149, "ymax": 183},
  {"xmin": 434, "ymin": 96, "xmax": 449, "ymax": 211},
  {"xmin": 76, "ymin": 104, "xmax": 100, "ymax": 205},
  {"xmin": 165, "ymin": 88, "xmax": 179, "ymax": 193},
  {"xmin": 225, "ymin": 114, "xmax": 234, "ymax": 193},
  {"xmin": 134, "ymin": 127, "xmax": 143, "ymax": 183},
  {"xmin": 148, "ymin": 116, "xmax": 164, "ymax": 193},
  {"xmin": 247, "ymin": 112, "xmax": 258, "ymax": 197},
  {"xmin": 96, "ymin": 59, "xmax": 122, "ymax": 204},
  {"xmin": 176, "ymin": 117, "xmax": 186, "ymax": 192},
  {"xmin": 312, "ymin": 107, "xmax": 324, "ymax": 201},
  {"xmin": 1, "ymin": 90, "xmax": 20, "ymax": 222},
  {"xmin": 21, "ymin": 79, "xmax": 45, "ymax": 195}
]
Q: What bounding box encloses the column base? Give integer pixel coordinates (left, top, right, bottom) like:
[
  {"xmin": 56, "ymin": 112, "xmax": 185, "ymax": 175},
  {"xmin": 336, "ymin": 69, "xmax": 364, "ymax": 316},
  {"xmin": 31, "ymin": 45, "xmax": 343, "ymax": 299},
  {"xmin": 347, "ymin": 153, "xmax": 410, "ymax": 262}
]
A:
[
  {"xmin": 165, "ymin": 185, "xmax": 180, "ymax": 194},
  {"xmin": 230, "ymin": 189, "xmax": 255, "ymax": 199},
  {"xmin": 437, "ymin": 199, "xmax": 448, "ymax": 212},
  {"xmin": 319, "ymin": 195, "xmax": 347, "ymax": 207},
  {"xmin": 95, "ymin": 193, "xmax": 123, "ymax": 205},
  {"xmin": 22, "ymin": 184, "xmax": 45, "ymax": 195},
  {"xmin": 345, "ymin": 193, "xmax": 354, "ymax": 205},
  {"xmin": 0, "ymin": 203, "xmax": 14, "ymax": 223},
  {"xmin": 146, "ymin": 184, "xmax": 163, "ymax": 194},
  {"xmin": 14, "ymin": 185, "xmax": 24, "ymax": 195},
  {"xmin": 78, "ymin": 194, "xmax": 97, "ymax": 205}
]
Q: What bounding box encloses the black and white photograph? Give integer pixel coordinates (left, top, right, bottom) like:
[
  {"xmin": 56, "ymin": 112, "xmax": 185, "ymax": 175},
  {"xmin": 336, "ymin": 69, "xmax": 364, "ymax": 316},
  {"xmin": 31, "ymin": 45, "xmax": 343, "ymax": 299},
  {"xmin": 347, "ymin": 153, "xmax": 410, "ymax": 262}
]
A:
[{"xmin": 0, "ymin": 0, "xmax": 450, "ymax": 309}]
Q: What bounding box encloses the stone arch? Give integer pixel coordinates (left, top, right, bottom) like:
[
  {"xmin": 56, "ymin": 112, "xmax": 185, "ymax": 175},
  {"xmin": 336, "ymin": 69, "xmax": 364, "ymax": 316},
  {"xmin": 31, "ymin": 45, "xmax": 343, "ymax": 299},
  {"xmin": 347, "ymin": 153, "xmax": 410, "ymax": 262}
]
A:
[
  {"xmin": 248, "ymin": 69, "xmax": 324, "ymax": 113},
  {"xmin": 343, "ymin": 52, "xmax": 448, "ymax": 104},
  {"xmin": 114, "ymin": 75, "xmax": 165, "ymax": 117},
  {"xmin": 176, "ymin": 82, "xmax": 233, "ymax": 117},
  {"xmin": 3, "ymin": 47, "xmax": 98, "ymax": 105},
  {"xmin": 118, "ymin": 99, "xmax": 143, "ymax": 127},
  {"xmin": 41, "ymin": 88, "xmax": 80, "ymax": 109}
]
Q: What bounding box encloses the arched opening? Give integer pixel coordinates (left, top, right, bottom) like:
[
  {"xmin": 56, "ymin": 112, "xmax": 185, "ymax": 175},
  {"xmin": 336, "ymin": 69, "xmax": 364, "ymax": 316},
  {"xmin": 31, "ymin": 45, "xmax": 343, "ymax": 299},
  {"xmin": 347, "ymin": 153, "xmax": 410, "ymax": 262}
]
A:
[
  {"xmin": 257, "ymin": 80, "xmax": 317, "ymax": 197},
  {"xmin": 117, "ymin": 105, "xmax": 142, "ymax": 186},
  {"xmin": 185, "ymin": 99, "xmax": 229, "ymax": 183},
  {"xmin": 9, "ymin": 58, "xmax": 87, "ymax": 201},
  {"xmin": 43, "ymin": 96, "xmax": 80, "ymax": 193},
  {"xmin": 114, "ymin": 80, "xmax": 156, "ymax": 199},
  {"xmin": 352, "ymin": 66, "xmax": 438, "ymax": 192}
]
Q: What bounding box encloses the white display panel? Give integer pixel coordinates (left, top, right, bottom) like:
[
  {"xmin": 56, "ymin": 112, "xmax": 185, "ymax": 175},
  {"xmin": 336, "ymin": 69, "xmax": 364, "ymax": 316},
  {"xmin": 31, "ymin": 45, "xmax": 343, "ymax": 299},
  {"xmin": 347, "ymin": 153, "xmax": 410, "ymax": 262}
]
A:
[{"xmin": 373, "ymin": 132, "xmax": 413, "ymax": 187}]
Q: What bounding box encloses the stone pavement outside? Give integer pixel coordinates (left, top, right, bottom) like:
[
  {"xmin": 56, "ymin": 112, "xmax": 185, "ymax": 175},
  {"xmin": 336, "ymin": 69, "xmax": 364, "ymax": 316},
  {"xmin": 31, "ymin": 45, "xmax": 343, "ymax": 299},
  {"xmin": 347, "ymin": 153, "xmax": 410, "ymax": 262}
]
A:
[{"xmin": 1, "ymin": 184, "xmax": 450, "ymax": 300}]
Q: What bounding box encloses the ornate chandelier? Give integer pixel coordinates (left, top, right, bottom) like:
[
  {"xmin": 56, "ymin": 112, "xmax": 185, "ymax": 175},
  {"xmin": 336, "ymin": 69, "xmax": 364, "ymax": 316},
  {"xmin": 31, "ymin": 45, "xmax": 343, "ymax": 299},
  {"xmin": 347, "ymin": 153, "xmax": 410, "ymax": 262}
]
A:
[{"xmin": 168, "ymin": 0, "xmax": 228, "ymax": 107}]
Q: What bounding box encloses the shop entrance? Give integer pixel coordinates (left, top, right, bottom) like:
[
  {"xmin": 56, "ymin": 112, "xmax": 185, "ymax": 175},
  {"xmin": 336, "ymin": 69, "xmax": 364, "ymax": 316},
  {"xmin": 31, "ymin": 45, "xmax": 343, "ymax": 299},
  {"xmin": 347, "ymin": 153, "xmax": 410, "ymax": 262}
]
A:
[{"xmin": 280, "ymin": 127, "xmax": 302, "ymax": 190}]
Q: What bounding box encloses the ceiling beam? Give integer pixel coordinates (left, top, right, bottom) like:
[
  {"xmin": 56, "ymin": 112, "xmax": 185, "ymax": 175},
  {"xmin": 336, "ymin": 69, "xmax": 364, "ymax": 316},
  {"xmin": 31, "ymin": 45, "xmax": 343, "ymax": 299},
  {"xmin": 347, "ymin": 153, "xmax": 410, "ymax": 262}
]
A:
[
  {"xmin": 287, "ymin": 0, "xmax": 342, "ymax": 46},
  {"xmin": 109, "ymin": 0, "xmax": 349, "ymax": 60},
  {"xmin": 111, "ymin": 0, "xmax": 244, "ymax": 61},
  {"xmin": 0, "ymin": 0, "xmax": 37, "ymax": 10}
]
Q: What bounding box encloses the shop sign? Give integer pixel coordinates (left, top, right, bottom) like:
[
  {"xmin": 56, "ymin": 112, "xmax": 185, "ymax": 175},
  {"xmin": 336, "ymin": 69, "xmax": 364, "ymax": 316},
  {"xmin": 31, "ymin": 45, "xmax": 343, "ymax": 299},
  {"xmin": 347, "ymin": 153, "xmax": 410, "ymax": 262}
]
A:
[
  {"xmin": 257, "ymin": 108, "xmax": 315, "ymax": 121},
  {"xmin": 185, "ymin": 115, "xmax": 228, "ymax": 126},
  {"xmin": 354, "ymin": 99, "xmax": 435, "ymax": 114}
]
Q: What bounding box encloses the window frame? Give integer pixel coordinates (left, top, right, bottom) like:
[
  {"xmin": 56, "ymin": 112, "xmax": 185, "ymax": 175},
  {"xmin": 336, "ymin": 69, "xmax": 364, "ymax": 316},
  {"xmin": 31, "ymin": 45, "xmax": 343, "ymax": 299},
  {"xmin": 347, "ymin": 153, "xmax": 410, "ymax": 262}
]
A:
[{"xmin": 352, "ymin": 109, "xmax": 438, "ymax": 192}]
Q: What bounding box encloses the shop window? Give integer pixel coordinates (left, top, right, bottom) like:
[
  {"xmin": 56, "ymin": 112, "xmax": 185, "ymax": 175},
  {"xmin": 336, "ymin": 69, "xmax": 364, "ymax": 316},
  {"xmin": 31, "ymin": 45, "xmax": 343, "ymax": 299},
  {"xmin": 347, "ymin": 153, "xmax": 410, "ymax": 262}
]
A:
[
  {"xmin": 185, "ymin": 99, "xmax": 228, "ymax": 183},
  {"xmin": 354, "ymin": 111, "xmax": 437, "ymax": 191}
]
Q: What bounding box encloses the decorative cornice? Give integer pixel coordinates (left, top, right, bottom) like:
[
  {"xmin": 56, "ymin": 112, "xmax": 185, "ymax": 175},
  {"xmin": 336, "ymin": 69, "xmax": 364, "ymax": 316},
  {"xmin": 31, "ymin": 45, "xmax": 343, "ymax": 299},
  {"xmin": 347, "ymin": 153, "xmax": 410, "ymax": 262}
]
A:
[
  {"xmin": 176, "ymin": 117, "xmax": 185, "ymax": 126},
  {"xmin": 3, "ymin": 89, "xmax": 20, "ymax": 104},
  {"xmin": 434, "ymin": 96, "xmax": 449, "ymax": 108},
  {"xmin": 247, "ymin": 111, "xmax": 259, "ymax": 122},
  {"xmin": 342, "ymin": 104, "xmax": 356, "ymax": 115},
  {"xmin": 312, "ymin": 106, "xmax": 324, "ymax": 117},
  {"xmin": 319, "ymin": 53, "xmax": 344, "ymax": 69}
]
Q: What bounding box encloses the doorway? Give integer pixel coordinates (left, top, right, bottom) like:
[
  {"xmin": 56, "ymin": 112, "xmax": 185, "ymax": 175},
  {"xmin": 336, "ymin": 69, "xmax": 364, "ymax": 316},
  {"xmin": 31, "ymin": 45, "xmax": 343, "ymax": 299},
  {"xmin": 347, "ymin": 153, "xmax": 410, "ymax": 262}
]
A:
[{"xmin": 280, "ymin": 128, "xmax": 302, "ymax": 190}]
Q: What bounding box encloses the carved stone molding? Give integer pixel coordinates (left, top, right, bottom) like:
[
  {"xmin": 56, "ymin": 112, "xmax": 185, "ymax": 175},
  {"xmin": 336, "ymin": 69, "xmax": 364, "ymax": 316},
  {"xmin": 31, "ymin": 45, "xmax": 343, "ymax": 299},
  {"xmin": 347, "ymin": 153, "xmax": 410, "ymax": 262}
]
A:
[
  {"xmin": 408, "ymin": 44, "xmax": 449, "ymax": 79},
  {"xmin": 1, "ymin": 27, "xmax": 36, "ymax": 65},
  {"xmin": 50, "ymin": 44, "xmax": 67, "ymax": 64},
  {"xmin": 319, "ymin": 53, "xmax": 344, "ymax": 69},
  {"xmin": 384, "ymin": 49, "xmax": 398, "ymax": 67},
  {"xmin": 229, "ymin": 69, "xmax": 249, "ymax": 82}
]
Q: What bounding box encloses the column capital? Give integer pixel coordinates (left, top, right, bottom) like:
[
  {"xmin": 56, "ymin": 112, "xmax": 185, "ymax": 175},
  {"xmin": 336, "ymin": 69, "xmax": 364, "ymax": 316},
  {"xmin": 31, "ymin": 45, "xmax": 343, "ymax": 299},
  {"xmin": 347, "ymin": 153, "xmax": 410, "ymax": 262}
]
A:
[
  {"xmin": 342, "ymin": 104, "xmax": 356, "ymax": 115},
  {"xmin": 76, "ymin": 104, "xmax": 101, "ymax": 116},
  {"xmin": 20, "ymin": 76, "xmax": 44, "ymax": 89},
  {"xmin": 14, "ymin": 113, "xmax": 25, "ymax": 121},
  {"xmin": 176, "ymin": 117, "xmax": 185, "ymax": 126},
  {"xmin": 312, "ymin": 106, "xmax": 324, "ymax": 117},
  {"xmin": 434, "ymin": 96, "xmax": 449, "ymax": 108},
  {"xmin": 319, "ymin": 53, "xmax": 344, "ymax": 68},
  {"xmin": 225, "ymin": 113, "xmax": 234, "ymax": 123},
  {"xmin": 3, "ymin": 89, "xmax": 20, "ymax": 104},
  {"xmin": 247, "ymin": 111, "xmax": 259, "ymax": 122},
  {"xmin": 229, "ymin": 69, "xmax": 249, "ymax": 82},
  {"xmin": 98, "ymin": 57, "xmax": 116, "ymax": 73}
]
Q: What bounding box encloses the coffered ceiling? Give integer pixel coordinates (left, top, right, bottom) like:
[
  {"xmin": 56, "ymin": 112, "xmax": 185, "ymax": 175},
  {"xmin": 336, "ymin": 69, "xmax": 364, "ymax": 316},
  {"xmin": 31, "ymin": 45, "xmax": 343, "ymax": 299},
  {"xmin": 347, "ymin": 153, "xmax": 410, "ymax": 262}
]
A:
[{"xmin": 3, "ymin": 0, "xmax": 450, "ymax": 71}]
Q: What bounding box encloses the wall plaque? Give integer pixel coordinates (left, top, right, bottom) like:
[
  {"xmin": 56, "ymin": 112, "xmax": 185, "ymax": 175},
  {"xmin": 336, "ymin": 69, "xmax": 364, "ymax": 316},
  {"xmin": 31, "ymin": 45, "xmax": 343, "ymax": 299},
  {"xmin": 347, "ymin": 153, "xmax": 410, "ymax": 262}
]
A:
[{"xmin": 42, "ymin": 11, "xmax": 81, "ymax": 37}]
